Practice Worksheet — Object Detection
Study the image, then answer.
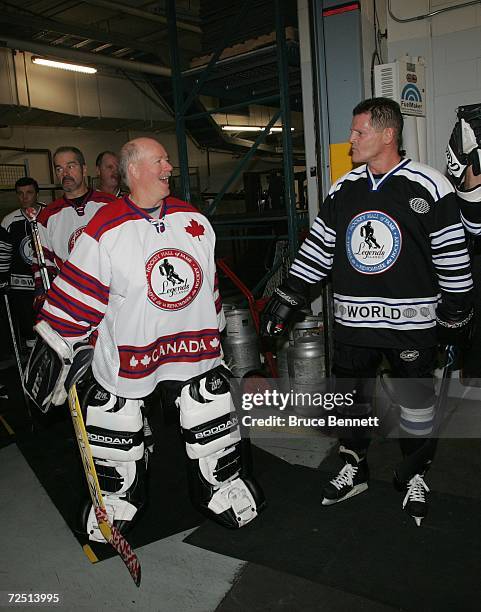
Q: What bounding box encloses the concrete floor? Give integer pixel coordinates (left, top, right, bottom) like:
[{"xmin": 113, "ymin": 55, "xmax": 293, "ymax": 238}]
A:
[
  {"xmin": 0, "ymin": 405, "xmax": 336, "ymax": 612},
  {"xmin": 1, "ymin": 373, "xmax": 481, "ymax": 612}
]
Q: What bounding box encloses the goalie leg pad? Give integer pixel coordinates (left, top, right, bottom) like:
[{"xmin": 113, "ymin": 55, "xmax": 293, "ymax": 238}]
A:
[
  {"xmin": 79, "ymin": 383, "xmax": 148, "ymax": 542},
  {"xmin": 179, "ymin": 366, "xmax": 265, "ymax": 528}
]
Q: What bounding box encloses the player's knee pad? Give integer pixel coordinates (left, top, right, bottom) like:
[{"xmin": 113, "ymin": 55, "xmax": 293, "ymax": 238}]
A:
[
  {"xmin": 385, "ymin": 377, "xmax": 435, "ymax": 436},
  {"xmin": 79, "ymin": 383, "xmax": 149, "ymax": 542},
  {"xmin": 178, "ymin": 366, "xmax": 265, "ymax": 528}
]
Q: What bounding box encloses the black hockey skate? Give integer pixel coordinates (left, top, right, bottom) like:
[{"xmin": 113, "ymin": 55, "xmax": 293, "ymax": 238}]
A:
[
  {"xmin": 321, "ymin": 446, "xmax": 369, "ymax": 506},
  {"xmin": 395, "ymin": 472, "xmax": 430, "ymax": 527}
]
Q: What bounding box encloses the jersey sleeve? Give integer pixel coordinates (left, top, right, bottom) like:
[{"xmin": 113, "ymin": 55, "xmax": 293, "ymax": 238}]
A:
[
  {"xmin": 289, "ymin": 192, "xmax": 336, "ymax": 284},
  {"xmin": 38, "ymin": 232, "xmax": 110, "ymax": 341},
  {"xmin": 456, "ymin": 184, "xmax": 481, "ymax": 235},
  {"xmin": 430, "ymin": 191, "xmax": 473, "ymax": 311}
]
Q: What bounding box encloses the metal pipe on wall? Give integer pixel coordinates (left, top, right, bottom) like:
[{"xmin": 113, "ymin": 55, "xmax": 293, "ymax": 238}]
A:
[{"xmin": 388, "ymin": 0, "xmax": 481, "ymax": 23}]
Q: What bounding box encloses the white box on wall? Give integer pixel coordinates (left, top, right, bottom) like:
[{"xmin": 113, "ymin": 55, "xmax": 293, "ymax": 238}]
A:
[{"xmin": 374, "ymin": 57, "xmax": 426, "ymax": 117}]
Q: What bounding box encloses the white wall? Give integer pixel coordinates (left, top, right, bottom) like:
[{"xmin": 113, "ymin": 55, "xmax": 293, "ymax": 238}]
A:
[
  {"xmin": 0, "ymin": 49, "xmax": 171, "ymax": 124},
  {"xmin": 387, "ymin": 0, "xmax": 481, "ymax": 171}
]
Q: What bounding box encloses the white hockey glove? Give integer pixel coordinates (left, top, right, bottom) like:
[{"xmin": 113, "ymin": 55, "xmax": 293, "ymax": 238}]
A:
[
  {"xmin": 23, "ymin": 320, "xmax": 94, "ymax": 413},
  {"xmin": 446, "ymin": 103, "xmax": 481, "ymax": 187}
]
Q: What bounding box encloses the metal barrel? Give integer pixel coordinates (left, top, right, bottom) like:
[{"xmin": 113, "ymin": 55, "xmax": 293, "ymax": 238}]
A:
[
  {"xmin": 275, "ymin": 336, "xmax": 290, "ymax": 392},
  {"xmin": 289, "ymin": 314, "xmax": 324, "ymax": 345},
  {"xmin": 221, "ymin": 309, "xmax": 261, "ymax": 377},
  {"xmin": 287, "ymin": 336, "xmax": 326, "ymax": 416}
]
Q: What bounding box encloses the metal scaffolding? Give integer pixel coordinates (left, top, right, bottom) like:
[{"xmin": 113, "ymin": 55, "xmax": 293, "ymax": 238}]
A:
[{"xmin": 165, "ymin": 0, "xmax": 300, "ymax": 259}]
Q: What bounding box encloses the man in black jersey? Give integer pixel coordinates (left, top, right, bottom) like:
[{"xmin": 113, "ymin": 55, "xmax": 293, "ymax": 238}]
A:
[
  {"xmin": 262, "ymin": 97, "xmax": 473, "ymax": 526},
  {"xmin": 0, "ymin": 177, "xmax": 44, "ymax": 349}
]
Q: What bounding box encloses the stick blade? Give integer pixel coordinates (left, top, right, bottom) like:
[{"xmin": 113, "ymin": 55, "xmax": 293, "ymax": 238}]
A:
[
  {"xmin": 94, "ymin": 507, "xmax": 141, "ymax": 587},
  {"xmin": 110, "ymin": 524, "xmax": 142, "ymax": 587}
]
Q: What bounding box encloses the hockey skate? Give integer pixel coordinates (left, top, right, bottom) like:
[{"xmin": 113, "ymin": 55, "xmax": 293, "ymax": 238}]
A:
[
  {"xmin": 321, "ymin": 446, "xmax": 369, "ymax": 506},
  {"xmin": 397, "ymin": 472, "xmax": 430, "ymax": 527}
]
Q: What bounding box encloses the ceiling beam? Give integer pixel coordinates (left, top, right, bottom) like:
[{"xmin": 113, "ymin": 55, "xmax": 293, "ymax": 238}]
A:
[
  {"xmin": 0, "ymin": 7, "xmax": 162, "ymax": 57},
  {"xmin": 81, "ymin": 0, "xmax": 202, "ymax": 34}
]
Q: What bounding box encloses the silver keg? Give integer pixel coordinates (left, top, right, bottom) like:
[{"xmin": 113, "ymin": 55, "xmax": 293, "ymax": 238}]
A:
[
  {"xmin": 221, "ymin": 308, "xmax": 261, "ymax": 377},
  {"xmin": 287, "ymin": 335, "xmax": 326, "ymax": 416},
  {"xmin": 289, "ymin": 314, "xmax": 324, "ymax": 344},
  {"xmin": 275, "ymin": 337, "xmax": 290, "ymax": 392}
]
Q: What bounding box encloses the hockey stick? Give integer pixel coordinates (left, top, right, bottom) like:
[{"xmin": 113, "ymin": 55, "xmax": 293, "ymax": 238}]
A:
[
  {"xmin": 67, "ymin": 386, "xmax": 141, "ymax": 586},
  {"xmin": 3, "ymin": 293, "xmax": 33, "ymax": 418},
  {"xmin": 27, "ymin": 211, "xmax": 50, "ymax": 295},
  {"xmin": 29, "ymin": 216, "xmax": 142, "ymax": 586},
  {"xmin": 431, "ymin": 344, "xmax": 456, "ymax": 437}
]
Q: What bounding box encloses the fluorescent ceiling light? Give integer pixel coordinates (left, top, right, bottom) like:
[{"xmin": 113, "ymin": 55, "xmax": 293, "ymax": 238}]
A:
[
  {"xmin": 32, "ymin": 57, "xmax": 97, "ymax": 74},
  {"xmin": 221, "ymin": 125, "xmax": 294, "ymax": 133}
]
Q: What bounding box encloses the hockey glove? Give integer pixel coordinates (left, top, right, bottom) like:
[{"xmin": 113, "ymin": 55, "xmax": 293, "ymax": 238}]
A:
[
  {"xmin": 0, "ymin": 280, "xmax": 9, "ymax": 295},
  {"xmin": 260, "ymin": 278, "xmax": 308, "ymax": 337},
  {"xmin": 24, "ymin": 320, "xmax": 94, "ymax": 413},
  {"xmin": 436, "ymin": 302, "xmax": 474, "ymax": 348},
  {"xmin": 446, "ymin": 103, "xmax": 481, "ymax": 187}
]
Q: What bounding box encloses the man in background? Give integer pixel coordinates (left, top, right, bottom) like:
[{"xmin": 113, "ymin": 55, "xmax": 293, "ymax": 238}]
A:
[
  {"xmin": 0, "ymin": 177, "xmax": 45, "ymax": 348},
  {"xmin": 96, "ymin": 150, "xmax": 122, "ymax": 196}
]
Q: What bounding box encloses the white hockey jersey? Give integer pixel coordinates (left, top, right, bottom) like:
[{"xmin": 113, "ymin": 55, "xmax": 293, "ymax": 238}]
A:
[
  {"xmin": 40, "ymin": 196, "xmax": 225, "ymax": 398},
  {"xmin": 32, "ymin": 189, "xmax": 115, "ymax": 293}
]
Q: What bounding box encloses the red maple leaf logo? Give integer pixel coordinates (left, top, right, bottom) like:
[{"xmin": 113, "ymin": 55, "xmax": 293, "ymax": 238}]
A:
[{"xmin": 185, "ymin": 219, "xmax": 205, "ymax": 240}]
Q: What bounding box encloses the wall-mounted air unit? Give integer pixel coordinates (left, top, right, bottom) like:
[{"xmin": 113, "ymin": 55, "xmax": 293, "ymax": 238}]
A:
[{"xmin": 374, "ymin": 57, "xmax": 426, "ymax": 117}]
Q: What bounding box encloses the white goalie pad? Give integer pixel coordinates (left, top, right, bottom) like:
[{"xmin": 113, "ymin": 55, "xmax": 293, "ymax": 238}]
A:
[
  {"xmin": 85, "ymin": 497, "xmax": 137, "ymax": 543},
  {"xmin": 179, "ymin": 378, "xmax": 241, "ymax": 459},
  {"xmin": 23, "ymin": 320, "xmax": 93, "ymax": 412},
  {"xmin": 208, "ymin": 478, "xmax": 258, "ymax": 527},
  {"xmin": 80, "ymin": 387, "xmax": 148, "ymax": 543},
  {"xmin": 178, "ymin": 366, "xmax": 265, "ymax": 528}
]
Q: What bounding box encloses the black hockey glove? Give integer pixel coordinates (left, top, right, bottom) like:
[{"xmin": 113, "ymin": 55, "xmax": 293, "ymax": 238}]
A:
[
  {"xmin": 446, "ymin": 103, "xmax": 481, "ymax": 187},
  {"xmin": 24, "ymin": 320, "xmax": 94, "ymax": 413},
  {"xmin": 0, "ymin": 280, "xmax": 9, "ymax": 295},
  {"xmin": 436, "ymin": 302, "xmax": 474, "ymax": 348},
  {"xmin": 260, "ymin": 278, "xmax": 308, "ymax": 337}
]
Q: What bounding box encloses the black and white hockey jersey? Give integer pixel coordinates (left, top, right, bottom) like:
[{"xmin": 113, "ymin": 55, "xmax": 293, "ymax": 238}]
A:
[
  {"xmin": 290, "ymin": 158, "xmax": 473, "ymax": 348},
  {"xmin": 0, "ymin": 206, "xmax": 44, "ymax": 292},
  {"xmin": 454, "ymin": 182, "xmax": 481, "ymax": 234},
  {"xmin": 39, "ymin": 196, "xmax": 225, "ymax": 398}
]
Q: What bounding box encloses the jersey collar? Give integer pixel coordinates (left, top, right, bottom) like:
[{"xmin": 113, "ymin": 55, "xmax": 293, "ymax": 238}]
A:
[{"xmin": 367, "ymin": 158, "xmax": 410, "ymax": 191}]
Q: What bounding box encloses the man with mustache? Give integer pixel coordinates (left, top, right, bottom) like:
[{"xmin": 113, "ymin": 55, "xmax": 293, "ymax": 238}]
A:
[{"xmin": 32, "ymin": 146, "xmax": 116, "ymax": 308}]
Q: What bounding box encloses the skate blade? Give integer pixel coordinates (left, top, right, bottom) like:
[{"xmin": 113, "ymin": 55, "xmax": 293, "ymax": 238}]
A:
[{"xmin": 321, "ymin": 482, "xmax": 368, "ymax": 506}]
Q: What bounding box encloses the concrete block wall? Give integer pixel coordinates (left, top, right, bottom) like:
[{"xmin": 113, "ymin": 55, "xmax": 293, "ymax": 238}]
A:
[{"xmin": 387, "ymin": 0, "xmax": 481, "ymax": 171}]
